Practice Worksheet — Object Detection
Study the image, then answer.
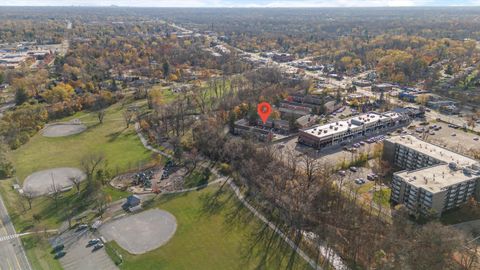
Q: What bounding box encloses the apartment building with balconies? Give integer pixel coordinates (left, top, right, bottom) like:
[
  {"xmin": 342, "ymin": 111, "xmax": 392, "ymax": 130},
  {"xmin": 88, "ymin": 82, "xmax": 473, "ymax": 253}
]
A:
[{"xmin": 384, "ymin": 135, "xmax": 480, "ymax": 216}]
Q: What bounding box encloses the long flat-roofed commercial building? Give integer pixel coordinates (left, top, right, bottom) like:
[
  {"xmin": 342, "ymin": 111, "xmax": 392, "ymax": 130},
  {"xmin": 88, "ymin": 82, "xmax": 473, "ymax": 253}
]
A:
[
  {"xmin": 384, "ymin": 135, "xmax": 480, "ymax": 216},
  {"xmin": 298, "ymin": 111, "xmax": 409, "ymax": 149}
]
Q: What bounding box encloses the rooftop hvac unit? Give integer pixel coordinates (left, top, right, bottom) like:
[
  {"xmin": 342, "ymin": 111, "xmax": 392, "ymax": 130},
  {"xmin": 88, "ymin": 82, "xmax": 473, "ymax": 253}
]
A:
[{"xmin": 449, "ymin": 162, "xmax": 458, "ymax": 170}]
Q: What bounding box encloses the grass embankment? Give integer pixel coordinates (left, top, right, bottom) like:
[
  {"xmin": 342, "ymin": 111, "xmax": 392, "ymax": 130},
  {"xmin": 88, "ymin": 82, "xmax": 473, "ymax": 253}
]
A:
[
  {"xmin": 22, "ymin": 235, "xmax": 63, "ymax": 270},
  {"xmin": 373, "ymin": 188, "xmax": 391, "ymax": 208},
  {"xmin": 107, "ymin": 184, "xmax": 311, "ymax": 270},
  {"xmin": 0, "ymin": 101, "xmax": 149, "ymax": 232},
  {"xmin": 0, "ymin": 178, "xmax": 130, "ymax": 232},
  {"xmin": 183, "ymin": 168, "xmax": 211, "ymax": 188},
  {"xmin": 11, "ymin": 101, "xmax": 153, "ymax": 182}
]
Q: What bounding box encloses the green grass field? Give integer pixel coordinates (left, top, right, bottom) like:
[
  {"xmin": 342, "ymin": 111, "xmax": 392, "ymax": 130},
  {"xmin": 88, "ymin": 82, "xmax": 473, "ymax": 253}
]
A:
[
  {"xmin": 22, "ymin": 235, "xmax": 63, "ymax": 270},
  {"xmin": 373, "ymin": 188, "xmax": 391, "ymax": 208},
  {"xmin": 0, "ymin": 99, "xmax": 153, "ymax": 269},
  {"xmin": 10, "ymin": 101, "xmax": 154, "ymax": 182},
  {"xmin": 108, "ymin": 184, "xmax": 311, "ymax": 270}
]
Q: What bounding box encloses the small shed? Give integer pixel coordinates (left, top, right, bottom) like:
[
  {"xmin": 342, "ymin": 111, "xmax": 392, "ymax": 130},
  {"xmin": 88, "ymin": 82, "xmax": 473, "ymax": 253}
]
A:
[
  {"xmin": 127, "ymin": 195, "xmax": 141, "ymax": 206},
  {"xmin": 123, "ymin": 195, "xmax": 141, "ymax": 210}
]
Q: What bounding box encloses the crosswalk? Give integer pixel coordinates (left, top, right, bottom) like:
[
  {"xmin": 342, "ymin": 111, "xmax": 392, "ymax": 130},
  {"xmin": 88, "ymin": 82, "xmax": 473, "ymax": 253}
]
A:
[{"xmin": 0, "ymin": 233, "xmax": 20, "ymax": 242}]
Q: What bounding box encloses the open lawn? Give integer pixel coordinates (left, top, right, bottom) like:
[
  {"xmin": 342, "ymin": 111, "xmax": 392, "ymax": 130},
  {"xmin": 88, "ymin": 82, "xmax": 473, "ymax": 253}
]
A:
[
  {"xmin": 107, "ymin": 184, "xmax": 311, "ymax": 270},
  {"xmin": 22, "ymin": 235, "xmax": 63, "ymax": 270},
  {"xmin": 373, "ymin": 189, "xmax": 391, "ymax": 208},
  {"xmin": 0, "ymin": 178, "xmax": 118, "ymax": 232},
  {"xmin": 10, "ymin": 101, "xmax": 154, "ymax": 182},
  {"xmin": 0, "ymin": 177, "xmax": 129, "ymax": 270}
]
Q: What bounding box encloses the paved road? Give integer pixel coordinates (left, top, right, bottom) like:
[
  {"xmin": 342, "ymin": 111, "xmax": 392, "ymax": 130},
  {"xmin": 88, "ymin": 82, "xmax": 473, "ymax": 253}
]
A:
[{"xmin": 0, "ymin": 194, "xmax": 32, "ymax": 270}]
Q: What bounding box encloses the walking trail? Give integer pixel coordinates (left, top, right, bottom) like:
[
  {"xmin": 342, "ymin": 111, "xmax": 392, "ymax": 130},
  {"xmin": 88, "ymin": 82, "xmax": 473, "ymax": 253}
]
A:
[{"xmin": 134, "ymin": 121, "xmax": 349, "ymax": 270}]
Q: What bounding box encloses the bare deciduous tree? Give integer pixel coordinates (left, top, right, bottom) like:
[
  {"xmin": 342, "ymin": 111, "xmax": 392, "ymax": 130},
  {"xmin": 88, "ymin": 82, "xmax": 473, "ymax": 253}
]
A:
[
  {"xmin": 97, "ymin": 109, "xmax": 106, "ymax": 124},
  {"xmin": 22, "ymin": 188, "xmax": 36, "ymax": 210},
  {"xmin": 95, "ymin": 192, "xmax": 109, "ymax": 218},
  {"xmin": 69, "ymin": 176, "xmax": 82, "ymax": 194},
  {"xmin": 47, "ymin": 179, "xmax": 62, "ymax": 209},
  {"xmin": 123, "ymin": 110, "xmax": 134, "ymax": 128},
  {"xmin": 81, "ymin": 153, "xmax": 105, "ymax": 184}
]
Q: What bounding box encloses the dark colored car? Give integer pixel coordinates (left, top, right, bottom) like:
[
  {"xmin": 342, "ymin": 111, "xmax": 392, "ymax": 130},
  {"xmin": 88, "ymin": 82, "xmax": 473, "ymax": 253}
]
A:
[
  {"xmin": 92, "ymin": 243, "xmax": 104, "ymax": 251},
  {"xmin": 54, "ymin": 251, "xmax": 66, "ymax": 259}
]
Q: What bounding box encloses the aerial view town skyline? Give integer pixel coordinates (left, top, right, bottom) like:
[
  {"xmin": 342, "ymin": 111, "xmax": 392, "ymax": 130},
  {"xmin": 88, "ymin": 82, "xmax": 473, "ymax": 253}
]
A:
[{"xmin": 1, "ymin": 3, "xmax": 480, "ymax": 270}]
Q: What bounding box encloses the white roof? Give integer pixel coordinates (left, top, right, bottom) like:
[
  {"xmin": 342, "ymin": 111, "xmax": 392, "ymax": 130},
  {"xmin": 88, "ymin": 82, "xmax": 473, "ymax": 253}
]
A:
[
  {"xmin": 301, "ymin": 111, "xmax": 400, "ymax": 140},
  {"xmin": 387, "ymin": 135, "xmax": 476, "ymax": 167},
  {"xmin": 397, "ymin": 164, "xmax": 479, "ymax": 192},
  {"xmin": 389, "ymin": 135, "xmax": 480, "ymax": 192}
]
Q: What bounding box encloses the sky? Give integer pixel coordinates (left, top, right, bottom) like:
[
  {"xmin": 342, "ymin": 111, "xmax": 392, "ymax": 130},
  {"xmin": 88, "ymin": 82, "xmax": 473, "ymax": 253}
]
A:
[{"xmin": 2, "ymin": 0, "xmax": 480, "ymax": 7}]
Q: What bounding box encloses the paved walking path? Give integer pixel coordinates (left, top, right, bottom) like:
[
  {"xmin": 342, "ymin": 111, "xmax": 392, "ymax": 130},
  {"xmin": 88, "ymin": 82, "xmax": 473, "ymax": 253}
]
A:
[
  {"xmin": 0, "ymin": 230, "xmax": 58, "ymax": 243},
  {"xmin": 226, "ymin": 178, "xmax": 323, "ymax": 270},
  {"xmin": 133, "ymin": 120, "xmax": 348, "ymax": 269},
  {"xmin": 135, "ymin": 122, "xmax": 173, "ymax": 158}
]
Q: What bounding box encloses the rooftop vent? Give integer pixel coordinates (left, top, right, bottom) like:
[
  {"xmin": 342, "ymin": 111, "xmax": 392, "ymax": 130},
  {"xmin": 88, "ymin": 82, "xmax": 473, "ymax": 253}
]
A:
[{"xmin": 449, "ymin": 162, "xmax": 458, "ymax": 170}]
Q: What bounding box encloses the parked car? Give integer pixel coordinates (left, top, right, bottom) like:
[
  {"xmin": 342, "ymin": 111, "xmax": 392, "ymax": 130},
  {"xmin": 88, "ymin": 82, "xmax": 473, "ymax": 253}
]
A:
[
  {"xmin": 474, "ymin": 137, "xmax": 479, "ymax": 141},
  {"xmin": 350, "ymin": 166, "xmax": 358, "ymax": 172},
  {"xmin": 354, "ymin": 178, "xmax": 365, "ymax": 185},
  {"xmin": 77, "ymin": 224, "xmax": 88, "ymax": 231},
  {"xmin": 92, "ymin": 243, "xmax": 104, "ymax": 251},
  {"xmin": 88, "ymin": 239, "xmax": 100, "ymax": 246},
  {"xmin": 52, "ymin": 244, "xmax": 64, "ymax": 253},
  {"xmin": 451, "ymin": 133, "xmax": 456, "ymax": 136},
  {"xmin": 54, "ymin": 251, "xmax": 66, "ymax": 259},
  {"xmin": 338, "ymin": 170, "xmax": 346, "ymax": 177}
]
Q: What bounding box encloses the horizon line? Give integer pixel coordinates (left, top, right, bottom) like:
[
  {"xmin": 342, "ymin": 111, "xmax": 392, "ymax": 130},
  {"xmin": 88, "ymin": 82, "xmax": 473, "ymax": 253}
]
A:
[{"xmin": 1, "ymin": 5, "xmax": 479, "ymax": 8}]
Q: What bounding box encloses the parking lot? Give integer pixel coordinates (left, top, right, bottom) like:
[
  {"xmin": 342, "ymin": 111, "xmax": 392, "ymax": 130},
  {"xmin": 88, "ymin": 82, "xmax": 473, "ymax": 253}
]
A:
[
  {"xmin": 51, "ymin": 229, "xmax": 117, "ymax": 270},
  {"xmin": 278, "ymin": 134, "xmax": 385, "ymax": 168},
  {"xmin": 409, "ymin": 121, "xmax": 480, "ymax": 155}
]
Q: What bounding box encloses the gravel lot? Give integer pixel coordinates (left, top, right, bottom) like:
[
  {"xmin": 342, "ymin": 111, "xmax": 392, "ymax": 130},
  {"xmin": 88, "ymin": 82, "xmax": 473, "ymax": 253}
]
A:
[
  {"xmin": 100, "ymin": 209, "xmax": 177, "ymax": 254},
  {"xmin": 42, "ymin": 123, "xmax": 87, "ymax": 137},
  {"xmin": 23, "ymin": 167, "xmax": 86, "ymax": 196}
]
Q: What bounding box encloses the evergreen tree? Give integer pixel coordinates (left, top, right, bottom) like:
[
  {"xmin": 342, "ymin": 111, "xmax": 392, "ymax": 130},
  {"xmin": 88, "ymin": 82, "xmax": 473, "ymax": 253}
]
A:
[{"xmin": 15, "ymin": 88, "xmax": 28, "ymax": 105}]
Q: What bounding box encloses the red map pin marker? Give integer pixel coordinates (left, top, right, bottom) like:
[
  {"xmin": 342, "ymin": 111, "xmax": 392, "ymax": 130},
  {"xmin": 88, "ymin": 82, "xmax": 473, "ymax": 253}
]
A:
[{"xmin": 257, "ymin": 102, "xmax": 271, "ymax": 124}]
